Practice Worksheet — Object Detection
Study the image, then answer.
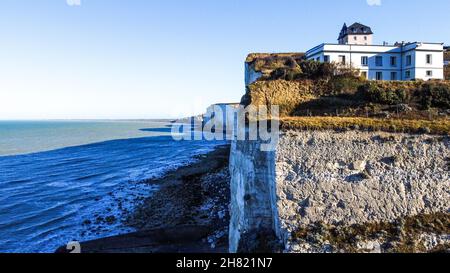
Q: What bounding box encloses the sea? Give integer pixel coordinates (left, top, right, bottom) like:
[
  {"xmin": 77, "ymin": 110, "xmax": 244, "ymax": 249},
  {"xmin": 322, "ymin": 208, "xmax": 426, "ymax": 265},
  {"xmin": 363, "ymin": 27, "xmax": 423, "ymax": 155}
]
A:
[{"xmin": 0, "ymin": 120, "xmax": 223, "ymax": 253}]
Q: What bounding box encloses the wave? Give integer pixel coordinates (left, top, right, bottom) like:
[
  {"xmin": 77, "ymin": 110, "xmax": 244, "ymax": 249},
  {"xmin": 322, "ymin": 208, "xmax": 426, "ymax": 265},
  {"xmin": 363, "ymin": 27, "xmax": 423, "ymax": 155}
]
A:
[{"xmin": 0, "ymin": 128, "xmax": 224, "ymax": 253}]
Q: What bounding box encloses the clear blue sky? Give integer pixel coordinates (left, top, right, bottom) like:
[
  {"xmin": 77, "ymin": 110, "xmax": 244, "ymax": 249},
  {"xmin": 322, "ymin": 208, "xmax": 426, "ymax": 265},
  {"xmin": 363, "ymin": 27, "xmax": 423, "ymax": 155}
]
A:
[{"xmin": 0, "ymin": 0, "xmax": 448, "ymax": 119}]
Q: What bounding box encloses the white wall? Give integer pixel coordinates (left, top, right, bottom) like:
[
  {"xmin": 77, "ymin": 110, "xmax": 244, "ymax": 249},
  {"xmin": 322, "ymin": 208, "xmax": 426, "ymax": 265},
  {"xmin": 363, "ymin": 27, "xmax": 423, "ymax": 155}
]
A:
[
  {"xmin": 414, "ymin": 49, "xmax": 444, "ymax": 80},
  {"xmin": 306, "ymin": 43, "xmax": 444, "ymax": 81},
  {"xmin": 341, "ymin": 34, "xmax": 373, "ymax": 45}
]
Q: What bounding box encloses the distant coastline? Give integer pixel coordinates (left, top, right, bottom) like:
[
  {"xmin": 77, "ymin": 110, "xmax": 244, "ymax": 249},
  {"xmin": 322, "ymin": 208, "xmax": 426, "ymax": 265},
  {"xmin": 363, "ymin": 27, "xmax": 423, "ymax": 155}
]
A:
[{"xmin": 0, "ymin": 121, "xmax": 224, "ymax": 253}]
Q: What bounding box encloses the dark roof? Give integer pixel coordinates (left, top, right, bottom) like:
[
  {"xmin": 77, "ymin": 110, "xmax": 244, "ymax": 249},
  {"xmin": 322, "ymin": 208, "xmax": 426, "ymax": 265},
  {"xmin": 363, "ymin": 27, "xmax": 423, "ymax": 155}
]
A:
[{"xmin": 338, "ymin": 22, "xmax": 373, "ymax": 40}]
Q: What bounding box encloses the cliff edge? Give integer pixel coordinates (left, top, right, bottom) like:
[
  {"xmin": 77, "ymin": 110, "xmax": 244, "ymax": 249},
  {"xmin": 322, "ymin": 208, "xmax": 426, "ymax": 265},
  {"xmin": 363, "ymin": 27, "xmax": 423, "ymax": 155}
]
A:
[{"xmin": 229, "ymin": 53, "xmax": 450, "ymax": 253}]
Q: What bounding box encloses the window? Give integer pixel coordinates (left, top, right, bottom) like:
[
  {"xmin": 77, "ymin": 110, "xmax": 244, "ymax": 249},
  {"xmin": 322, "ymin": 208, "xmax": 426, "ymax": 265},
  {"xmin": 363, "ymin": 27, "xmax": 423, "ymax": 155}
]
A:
[
  {"xmin": 406, "ymin": 55, "xmax": 412, "ymax": 66},
  {"xmin": 324, "ymin": 55, "xmax": 330, "ymax": 63},
  {"xmin": 426, "ymin": 70, "xmax": 433, "ymax": 77},
  {"xmin": 316, "ymin": 57, "xmax": 320, "ymax": 62},
  {"xmin": 405, "ymin": 70, "xmax": 411, "ymax": 78},
  {"xmin": 354, "ymin": 36, "xmax": 357, "ymax": 41},
  {"xmin": 364, "ymin": 36, "xmax": 367, "ymax": 41},
  {"xmin": 376, "ymin": 72, "xmax": 383, "ymax": 80},
  {"xmin": 361, "ymin": 71, "xmax": 368, "ymax": 79},
  {"xmin": 391, "ymin": 72, "xmax": 398, "ymax": 81},
  {"xmin": 375, "ymin": 56, "xmax": 383, "ymax": 66},
  {"xmin": 361, "ymin": 56, "xmax": 368, "ymax": 66},
  {"xmin": 338, "ymin": 55, "xmax": 346, "ymax": 65},
  {"xmin": 426, "ymin": 54, "xmax": 432, "ymax": 64},
  {"xmin": 390, "ymin": 56, "xmax": 397, "ymax": 67}
]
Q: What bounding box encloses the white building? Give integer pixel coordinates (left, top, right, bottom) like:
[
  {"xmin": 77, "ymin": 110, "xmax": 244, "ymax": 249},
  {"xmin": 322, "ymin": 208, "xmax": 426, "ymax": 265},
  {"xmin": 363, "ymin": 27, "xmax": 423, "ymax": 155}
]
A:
[
  {"xmin": 306, "ymin": 23, "xmax": 444, "ymax": 81},
  {"xmin": 203, "ymin": 103, "xmax": 240, "ymax": 133}
]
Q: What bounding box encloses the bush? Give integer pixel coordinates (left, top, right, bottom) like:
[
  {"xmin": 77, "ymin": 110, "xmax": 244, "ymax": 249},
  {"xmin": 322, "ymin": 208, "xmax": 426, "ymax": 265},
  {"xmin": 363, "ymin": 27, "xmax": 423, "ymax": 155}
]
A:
[
  {"xmin": 268, "ymin": 68, "xmax": 302, "ymax": 81},
  {"xmin": 299, "ymin": 61, "xmax": 320, "ymax": 78},
  {"xmin": 328, "ymin": 75, "xmax": 363, "ymax": 96},
  {"xmin": 420, "ymin": 82, "xmax": 450, "ymax": 109},
  {"xmin": 360, "ymin": 82, "xmax": 408, "ymax": 105},
  {"xmin": 298, "ymin": 61, "xmax": 339, "ymax": 80},
  {"xmin": 284, "ymin": 57, "xmax": 298, "ymax": 69}
]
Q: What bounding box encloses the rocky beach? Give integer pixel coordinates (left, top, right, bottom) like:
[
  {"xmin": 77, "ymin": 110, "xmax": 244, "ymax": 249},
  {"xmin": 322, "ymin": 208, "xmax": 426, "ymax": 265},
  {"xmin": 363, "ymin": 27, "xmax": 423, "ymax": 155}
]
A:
[{"xmin": 56, "ymin": 145, "xmax": 231, "ymax": 253}]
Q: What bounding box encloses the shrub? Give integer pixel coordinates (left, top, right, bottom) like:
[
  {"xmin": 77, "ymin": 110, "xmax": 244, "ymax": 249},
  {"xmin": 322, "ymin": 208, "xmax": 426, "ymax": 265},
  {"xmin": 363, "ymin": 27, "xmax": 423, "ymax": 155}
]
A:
[
  {"xmin": 269, "ymin": 68, "xmax": 287, "ymax": 80},
  {"xmin": 298, "ymin": 61, "xmax": 342, "ymax": 80},
  {"xmin": 284, "ymin": 57, "xmax": 298, "ymax": 69},
  {"xmin": 268, "ymin": 68, "xmax": 302, "ymax": 81},
  {"xmin": 360, "ymin": 82, "xmax": 408, "ymax": 105},
  {"xmin": 299, "ymin": 60, "xmax": 321, "ymax": 79},
  {"xmin": 420, "ymin": 82, "xmax": 450, "ymax": 109},
  {"xmin": 328, "ymin": 75, "xmax": 363, "ymax": 96},
  {"xmin": 285, "ymin": 70, "xmax": 299, "ymax": 81}
]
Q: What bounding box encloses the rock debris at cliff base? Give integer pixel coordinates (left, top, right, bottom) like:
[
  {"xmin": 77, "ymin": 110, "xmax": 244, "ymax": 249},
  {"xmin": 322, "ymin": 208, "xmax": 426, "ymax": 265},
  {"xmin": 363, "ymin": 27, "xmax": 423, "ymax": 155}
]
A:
[{"xmin": 289, "ymin": 213, "xmax": 450, "ymax": 253}]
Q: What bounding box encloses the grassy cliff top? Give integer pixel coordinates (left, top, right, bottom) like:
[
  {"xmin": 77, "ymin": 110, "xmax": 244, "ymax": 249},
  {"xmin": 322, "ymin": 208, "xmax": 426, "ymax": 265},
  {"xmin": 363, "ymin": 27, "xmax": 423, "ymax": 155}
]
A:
[
  {"xmin": 246, "ymin": 53, "xmax": 305, "ymax": 76},
  {"xmin": 242, "ymin": 52, "xmax": 450, "ymax": 135},
  {"xmin": 281, "ymin": 116, "xmax": 450, "ymax": 135},
  {"xmin": 246, "ymin": 53, "xmax": 305, "ymax": 64}
]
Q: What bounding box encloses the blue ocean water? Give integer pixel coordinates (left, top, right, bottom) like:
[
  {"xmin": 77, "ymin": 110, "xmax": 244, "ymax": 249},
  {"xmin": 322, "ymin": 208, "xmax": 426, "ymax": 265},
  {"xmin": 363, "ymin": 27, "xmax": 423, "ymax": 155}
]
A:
[{"xmin": 0, "ymin": 120, "xmax": 223, "ymax": 253}]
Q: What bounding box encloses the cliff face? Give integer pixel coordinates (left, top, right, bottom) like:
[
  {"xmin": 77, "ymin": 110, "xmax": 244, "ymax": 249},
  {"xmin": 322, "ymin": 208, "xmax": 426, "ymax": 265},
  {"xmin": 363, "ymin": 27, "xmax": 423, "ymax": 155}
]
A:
[
  {"xmin": 229, "ymin": 139, "xmax": 279, "ymax": 253},
  {"xmin": 229, "ymin": 131, "xmax": 450, "ymax": 253},
  {"xmin": 276, "ymin": 130, "xmax": 450, "ymax": 253},
  {"xmin": 229, "ymin": 53, "xmax": 450, "ymax": 253},
  {"xmin": 244, "ymin": 62, "xmax": 263, "ymax": 87},
  {"xmin": 241, "ymin": 80, "xmax": 316, "ymax": 116}
]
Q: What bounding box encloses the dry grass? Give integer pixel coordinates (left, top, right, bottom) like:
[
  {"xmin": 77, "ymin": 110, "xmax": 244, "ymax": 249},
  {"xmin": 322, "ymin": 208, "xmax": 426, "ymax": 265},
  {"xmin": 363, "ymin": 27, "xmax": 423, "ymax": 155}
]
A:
[
  {"xmin": 281, "ymin": 116, "xmax": 450, "ymax": 135},
  {"xmin": 243, "ymin": 53, "xmax": 450, "ymax": 132},
  {"xmin": 245, "ymin": 53, "xmax": 305, "ymax": 76},
  {"xmin": 292, "ymin": 212, "xmax": 450, "ymax": 253},
  {"xmin": 246, "ymin": 53, "xmax": 304, "ymax": 64}
]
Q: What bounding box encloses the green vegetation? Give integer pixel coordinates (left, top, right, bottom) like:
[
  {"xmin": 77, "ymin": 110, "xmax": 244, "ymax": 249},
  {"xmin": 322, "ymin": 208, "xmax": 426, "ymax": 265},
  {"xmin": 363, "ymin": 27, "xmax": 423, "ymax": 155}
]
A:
[
  {"xmin": 361, "ymin": 82, "xmax": 408, "ymax": 105},
  {"xmin": 247, "ymin": 54, "xmax": 362, "ymax": 83},
  {"xmin": 246, "ymin": 53, "xmax": 305, "ymax": 71},
  {"xmin": 420, "ymin": 81, "xmax": 450, "ymax": 109},
  {"xmin": 243, "ymin": 53, "xmax": 450, "ymax": 135},
  {"xmin": 292, "ymin": 213, "xmax": 450, "ymax": 253},
  {"xmin": 359, "ymin": 81, "xmax": 450, "ymax": 110},
  {"xmin": 443, "ymin": 47, "xmax": 450, "ymax": 79}
]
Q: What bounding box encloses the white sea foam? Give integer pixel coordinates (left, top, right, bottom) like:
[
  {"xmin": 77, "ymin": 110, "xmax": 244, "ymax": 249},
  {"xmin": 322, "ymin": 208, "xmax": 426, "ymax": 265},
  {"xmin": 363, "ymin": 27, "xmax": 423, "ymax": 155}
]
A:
[{"xmin": 0, "ymin": 121, "xmax": 225, "ymax": 253}]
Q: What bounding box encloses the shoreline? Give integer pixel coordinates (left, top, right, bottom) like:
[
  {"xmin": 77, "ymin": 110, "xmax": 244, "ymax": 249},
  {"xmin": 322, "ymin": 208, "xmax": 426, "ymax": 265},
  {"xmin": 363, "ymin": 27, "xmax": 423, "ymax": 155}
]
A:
[{"xmin": 57, "ymin": 144, "xmax": 231, "ymax": 253}]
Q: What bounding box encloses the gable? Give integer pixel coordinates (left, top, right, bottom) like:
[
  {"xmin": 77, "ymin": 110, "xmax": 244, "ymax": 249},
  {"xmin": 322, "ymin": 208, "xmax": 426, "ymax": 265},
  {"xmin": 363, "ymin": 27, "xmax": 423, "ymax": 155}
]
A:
[{"xmin": 339, "ymin": 22, "xmax": 373, "ymax": 40}]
